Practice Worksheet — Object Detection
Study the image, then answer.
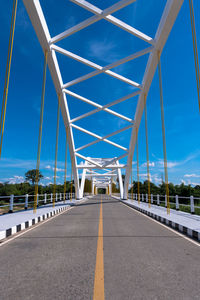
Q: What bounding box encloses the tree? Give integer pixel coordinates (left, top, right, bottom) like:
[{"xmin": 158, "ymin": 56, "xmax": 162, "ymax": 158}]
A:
[{"xmin": 25, "ymin": 169, "xmax": 43, "ymax": 185}]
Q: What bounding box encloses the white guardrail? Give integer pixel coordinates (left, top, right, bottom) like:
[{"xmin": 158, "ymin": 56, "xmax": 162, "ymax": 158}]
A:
[
  {"xmin": 112, "ymin": 193, "xmax": 200, "ymax": 214},
  {"xmin": 0, "ymin": 192, "xmax": 91, "ymax": 213}
]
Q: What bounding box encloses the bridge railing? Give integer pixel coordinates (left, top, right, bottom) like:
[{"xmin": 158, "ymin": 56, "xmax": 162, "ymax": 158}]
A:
[
  {"xmin": 112, "ymin": 193, "xmax": 200, "ymax": 215},
  {"xmin": 0, "ymin": 192, "xmax": 76, "ymax": 214}
]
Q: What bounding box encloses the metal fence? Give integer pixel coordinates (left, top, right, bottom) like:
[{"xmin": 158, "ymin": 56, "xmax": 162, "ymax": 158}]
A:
[
  {"xmin": 0, "ymin": 192, "xmax": 76, "ymax": 214},
  {"xmin": 112, "ymin": 193, "xmax": 200, "ymax": 215}
]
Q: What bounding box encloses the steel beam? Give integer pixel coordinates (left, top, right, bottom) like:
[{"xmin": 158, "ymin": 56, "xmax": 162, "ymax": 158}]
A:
[
  {"xmin": 123, "ymin": 0, "xmax": 184, "ymax": 199},
  {"xmin": 22, "ymin": 0, "xmax": 81, "ymax": 198}
]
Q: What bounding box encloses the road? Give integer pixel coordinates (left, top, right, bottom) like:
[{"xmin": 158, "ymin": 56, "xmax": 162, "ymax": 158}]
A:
[{"xmin": 0, "ymin": 195, "xmax": 199, "ymax": 300}]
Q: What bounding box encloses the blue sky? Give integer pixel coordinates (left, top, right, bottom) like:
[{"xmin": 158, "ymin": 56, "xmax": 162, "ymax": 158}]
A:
[{"xmin": 0, "ymin": 0, "xmax": 200, "ymax": 186}]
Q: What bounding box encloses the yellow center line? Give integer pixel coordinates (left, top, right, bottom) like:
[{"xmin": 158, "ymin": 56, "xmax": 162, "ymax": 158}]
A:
[{"xmin": 93, "ymin": 195, "xmax": 105, "ymax": 300}]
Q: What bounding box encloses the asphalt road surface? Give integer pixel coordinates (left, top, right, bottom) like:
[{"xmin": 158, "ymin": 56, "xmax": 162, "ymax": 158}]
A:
[{"xmin": 0, "ymin": 195, "xmax": 199, "ymax": 300}]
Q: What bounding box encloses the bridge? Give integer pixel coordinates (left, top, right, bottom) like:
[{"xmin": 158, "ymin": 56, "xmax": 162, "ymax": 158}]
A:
[{"xmin": 0, "ymin": 0, "xmax": 200, "ymax": 299}]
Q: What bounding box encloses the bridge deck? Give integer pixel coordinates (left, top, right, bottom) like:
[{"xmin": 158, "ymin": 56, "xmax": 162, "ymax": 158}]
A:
[{"xmin": 0, "ymin": 195, "xmax": 199, "ymax": 299}]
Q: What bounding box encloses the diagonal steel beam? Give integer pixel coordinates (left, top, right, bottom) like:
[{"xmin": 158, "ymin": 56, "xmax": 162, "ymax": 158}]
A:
[
  {"xmin": 63, "ymin": 66, "xmax": 140, "ymax": 89},
  {"xmin": 70, "ymin": 0, "xmax": 154, "ymax": 44},
  {"xmin": 51, "ymin": 44, "xmax": 153, "ymax": 89},
  {"xmin": 102, "ymin": 153, "xmax": 128, "ymax": 168},
  {"xmin": 75, "ymin": 153, "xmax": 102, "ymax": 168},
  {"xmin": 71, "ymin": 123, "xmax": 130, "ymax": 151},
  {"xmin": 63, "ymin": 89, "xmax": 140, "ymax": 110},
  {"xmin": 50, "ymin": 0, "xmax": 152, "ymax": 45},
  {"xmin": 70, "ymin": 104, "xmax": 133, "ymax": 124}
]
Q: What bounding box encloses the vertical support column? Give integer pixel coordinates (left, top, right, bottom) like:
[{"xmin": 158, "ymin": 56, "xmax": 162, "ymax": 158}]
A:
[
  {"xmin": 9, "ymin": 194, "xmax": 14, "ymax": 213},
  {"xmin": 131, "ymin": 162, "xmax": 133, "ymax": 200},
  {"xmin": 144, "ymin": 96, "xmax": 151, "ymax": 208},
  {"xmin": 92, "ymin": 179, "xmax": 95, "ymax": 195},
  {"xmin": 117, "ymin": 160, "xmax": 123, "ymax": 199},
  {"xmin": 175, "ymin": 195, "xmax": 179, "ymax": 210},
  {"xmin": 51, "ymin": 193, "xmax": 53, "ymax": 203},
  {"xmin": 157, "ymin": 194, "xmax": 160, "ymax": 206},
  {"xmin": 0, "ymin": 0, "xmax": 18, "ymax": 159},
  {"xmin": 34, "ymin": 50, "xmax": 48, "ymax": 213},
  {"xmin": 37, "ymin": 194, "xmax": 39, "ymax": 207},
  {"xmin": 165, "ymin": 194, "xmax": 167, "ymax": 208},
  {"xmin": 63, "ymin": 130, "xmax": 68, "ymax": 203},
  {"xmin": 80, "ymin": 163, "xmax": 86, "ymax": 199},
  {"xmin": 136, "ymin": 126, "xmax": 140, "ymax": 204},
  {"xmin": 44, "ymin": 193, "xmax": 47, "ymax": 204},
  {"xmin": 25, "ymin": 194, "xmax": 28, "ymax": 209},
  {"xmin": 53, "ymin": 95, "xmax": 60, "ymax": 208},
  {"xmin": 158, "ymin": 53, "xmax": 170, "ymax": 214},
  {"xmin": 190, "ymin": 195, "xmax": 195, "ymax": 214}
]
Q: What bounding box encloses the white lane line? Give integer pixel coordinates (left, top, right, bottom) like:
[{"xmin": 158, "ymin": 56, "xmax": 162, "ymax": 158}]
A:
[
  {"xmin": 0, "ymin": 206, "xmax": 74, "ymax": 248},
  {"xmin": 120, "ymin": 202, "xmax": 200, "ymax": 248}
]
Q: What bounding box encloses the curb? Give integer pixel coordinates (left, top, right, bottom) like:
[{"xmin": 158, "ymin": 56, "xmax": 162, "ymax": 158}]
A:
[
  {"xmin": 0, "ymin": 205, "xmax": 69, "ymax": 241},
  {"xmin": 120, "ymin": 200, "xmax": 200, "ymax": 242}
]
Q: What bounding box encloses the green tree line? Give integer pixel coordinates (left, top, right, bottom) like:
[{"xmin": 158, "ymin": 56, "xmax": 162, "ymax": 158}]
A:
[{"xmin": 0, "ymin": 169, "xmax": 200, "ymax": 197}]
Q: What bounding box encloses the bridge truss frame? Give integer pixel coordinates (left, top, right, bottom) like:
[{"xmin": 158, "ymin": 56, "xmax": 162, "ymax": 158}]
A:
[{"xmin": 23, "ymin": 0, "xmax": 184, "ymax": 199}]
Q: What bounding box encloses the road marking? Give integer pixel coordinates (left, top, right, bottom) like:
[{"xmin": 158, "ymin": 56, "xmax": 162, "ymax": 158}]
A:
[
  {"xmin": 120, "ymin": 201, "xmax": 200, "ymax": 247},
  {"xmin": 0, "ymin": 206, "xmax": 74, "ymax": 248},
  {"xmin": 93, "ymin": 196, "xmax": 105, "ymax": 300}
]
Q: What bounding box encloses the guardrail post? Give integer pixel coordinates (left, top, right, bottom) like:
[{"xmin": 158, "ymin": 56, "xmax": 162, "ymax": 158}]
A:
[
  {"xmin": 190, "ymin": 195, "xmax": 195, "ymax": 214},
  {"xmin": 175, "ymin": 195, "xmax": 179, "ymax": 210},
  {"xmin": 135, "ymin": 193, "xmax": 137, "ymax": 201},
  {"xmin": 157, "ymin": 194, "xmax": 160, "ymax": 206},
  {"xmin": 9, "ymin": 194, "xmax": 14, "ymax": 213},
  {"xmin": 25, "ymin": 194, "xmax": 28, "ymax": 210},
  {"xmin": 37, "ymin": 194, "xmax": 39, "ymax": 207},
  {"xmin": 56, "ymin": 193, "xmax": 58, "ymax": 202},
  {"xmin": 44, "ymin": 193, "xmax": 47, "ymax": 204},
  {"xmin": 51, "ymin": 193, "xmax": 53, "ymax": 203},
  {"xmin": 146, "ymin": 194, "xmax": 148, "ymax": 203},
  {"xmin": 165, "ymin": 194, "xmax": 167, "ymax": 208},
  {"xmin": 60, "ymin": 193, "xmax": 62, "ymax": 201},
  {"xmin": 142, "ymin": 194, "xmax": 144, "ymax": 202},
  {"xmin": 151, "ymin": 194, "xmax": 153, "ymax": 204}
]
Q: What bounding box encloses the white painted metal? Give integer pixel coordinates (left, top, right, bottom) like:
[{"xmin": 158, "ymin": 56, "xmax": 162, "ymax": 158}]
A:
[
  {"xmin": 72, "ymin": 123, "xmax": 129, "ymax": 151},
  {"xmin": 80, "ymin": 162, "xmax": 87, "ymax": 198},
  {"xmin": 123, "ymin": 0, "xmax": 184, "ymax": 199},
  {"xmin": 23, "ymin": 0, "xmax": 184, "ymax": 199},
  {"xmin": 70, "ymin": 0, "xmax": 154, "ymax": 44},
  {"xmin": 22, "ymin": 0, "xmax": 81, "ymax": 198},
  {"xmin": 75, "ymin": 124, "xmax": 132, "ymax": 152},
  {"xmin": 76, "ymin": 164, "xmax": 126, "ymax": 169},
  {"xmin": 50, "ymin": 0, "xmax": 146, "ymax": 44},
  {"xmin": 63, "ymin": 89, "xmax": 140, "ymax": 109},
  {"xmin": 51, "ymin": 44, "xmax": 152, "ymax": 90}
]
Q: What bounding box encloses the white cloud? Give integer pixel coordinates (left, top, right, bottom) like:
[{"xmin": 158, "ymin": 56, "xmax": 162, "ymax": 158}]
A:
[
  {"xmin": 45, "ymin": 165, "xmax": 64, "ymax": 172},
  {"xmin": 54, "ymin": 168, "xmax": 64, "ymax": 172},
  {"xmin": 141, "ymin": 161, "xmax": 155, "ymax": 168},
  {"xmin": 6, "ymin": 176, "xmax": 25, "ymax": 184},
  {"xmin": 45, "ymin": 165, "xmax": 51, "ymax": 170},
  {"xmin": 184, "ymin": 174, "xmax": 200, "ymax": 178},
  {"xmin": 157, "ymin": 160, "xmax": 178, "ymax": 168},
  {"xmin": 88, "ymin": 39, "xmax": 120, "ymax": 63}
]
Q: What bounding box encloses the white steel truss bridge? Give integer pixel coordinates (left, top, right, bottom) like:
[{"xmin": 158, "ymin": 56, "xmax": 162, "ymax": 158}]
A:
[{"xmin": 22, "ymin": 0, "xmax": 184, "ymax": 199}]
